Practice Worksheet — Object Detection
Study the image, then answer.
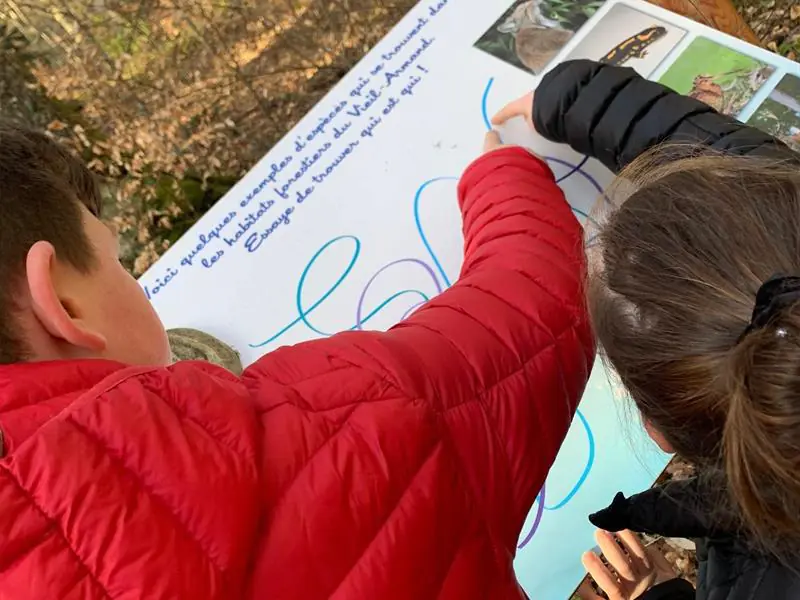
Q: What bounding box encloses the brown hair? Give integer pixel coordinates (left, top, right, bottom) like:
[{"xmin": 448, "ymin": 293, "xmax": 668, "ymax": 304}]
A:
[
  {"xmin": 590, "ymin": 146, "xmax": 800, "ymax": 555},
  {"xmin": 0, "ymin": 121, "xmax": 101, "ymax": 362}
]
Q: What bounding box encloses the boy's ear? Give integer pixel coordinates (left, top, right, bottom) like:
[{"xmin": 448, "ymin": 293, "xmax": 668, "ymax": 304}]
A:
[{"xmin": 25, "ymin": 241, "xmax": 107, "ymax": 353}]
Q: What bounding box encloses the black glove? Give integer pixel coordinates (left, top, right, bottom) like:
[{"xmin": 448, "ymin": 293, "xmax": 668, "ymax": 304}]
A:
[
  {"xmin": 589, "ymin": 491, "xmax": 631, "ymax": 532},
  {"xmin": 589, "ymin": 480, "xmax": 715, "ymax": 539}
]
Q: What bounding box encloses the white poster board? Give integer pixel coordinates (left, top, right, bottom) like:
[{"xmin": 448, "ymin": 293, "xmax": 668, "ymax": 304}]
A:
[{"xmin": 140, "ymin": 1, "xmax": 800, "ymax": 596}]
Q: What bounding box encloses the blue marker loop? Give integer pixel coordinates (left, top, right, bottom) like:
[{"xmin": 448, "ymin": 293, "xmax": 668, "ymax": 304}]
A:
[{"xmin": 544, "ymin": 409, "xmax": 595, "ymax": 511}]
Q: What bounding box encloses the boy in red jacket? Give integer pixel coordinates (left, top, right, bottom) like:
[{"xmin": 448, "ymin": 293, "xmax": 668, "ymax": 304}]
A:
[{"xmin": 0, "ymin": 124, "xmax": 593, "ymax": 599}]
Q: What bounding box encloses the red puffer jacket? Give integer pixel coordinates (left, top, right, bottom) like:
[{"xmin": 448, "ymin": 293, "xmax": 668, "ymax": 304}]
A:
[{"xmin": 0, "ymin": 148, "xmax": 593, "ymax": 599}]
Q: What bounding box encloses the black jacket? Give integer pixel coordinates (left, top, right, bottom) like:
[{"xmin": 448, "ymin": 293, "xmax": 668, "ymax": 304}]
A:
[
  {"xmin": 590, "ymin": 479, "xmax": 800, "ymax": 599},
  {"xmin": 532, "ymin": 59, "xmax": 795, "ymax": 174}
]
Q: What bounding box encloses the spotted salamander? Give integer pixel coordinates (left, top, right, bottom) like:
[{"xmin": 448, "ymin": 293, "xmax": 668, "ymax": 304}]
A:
[{"xmin": 599, "ymin": 26, "xmax": 668, "ymax": 66}]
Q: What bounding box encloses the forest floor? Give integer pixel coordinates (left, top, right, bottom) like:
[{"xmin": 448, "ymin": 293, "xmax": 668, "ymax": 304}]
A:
[{"xmin": 736, "ymin": 0, "xmax": 800, "ymax": 58}]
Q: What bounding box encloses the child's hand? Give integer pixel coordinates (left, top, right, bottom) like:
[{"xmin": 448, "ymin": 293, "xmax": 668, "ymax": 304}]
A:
[
  {"xmin": 483, "ymin": 130, "xmax": 508, "ymax": 154},
  {"xmin": 483, "ymin": 131, "xmax": 542, "ymax": 161},
  {"xmin": 576, "ymin": 530, "xmax": 677, "ymax": 600},
  {"xmin": 492, "ymin": 91, "xmax": 535, "ymax": 129}
]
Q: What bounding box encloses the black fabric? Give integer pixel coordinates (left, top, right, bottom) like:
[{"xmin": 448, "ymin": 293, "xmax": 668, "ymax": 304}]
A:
[
  {"xmin": 532, "ymin": 60, "xmax": 796, "ymax": 173},
  {"xmin": 589, "ymin": 479, "xmax": 718, "ymax": 539},
  {"xmin": 741, "ymin": 275, "xmax": 800, "ymax": 338},
  {"xmin": 591, "ymin": 478, "xmax": 800, "ymax": 600},
  {"xmin": 641, "ymin": 578, "xmax": 697, "ymax": 600}
]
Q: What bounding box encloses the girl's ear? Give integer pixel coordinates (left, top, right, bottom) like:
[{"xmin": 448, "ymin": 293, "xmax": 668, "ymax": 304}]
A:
[
  {"xmin": 644, "ymin": 419, "xmax": 675, "ymax": 454},
  {"xmin": 26, "ymin": 241, "xmax": 107, "ymax": 352}
]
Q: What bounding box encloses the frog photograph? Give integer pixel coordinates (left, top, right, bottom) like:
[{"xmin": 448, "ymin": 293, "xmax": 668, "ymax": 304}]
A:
[
  {"xmin": 474, "ymin": 0, "xmax": 604, "ymax": 75},
  {"xmin": 561, "ymin": 3, "xmax": 687, "ymax": 77},
  {"xmin": 659, "ymin": 37, "xmax": 774, "ymax": 117},
  {"xmin": 747, "ymin": 74, "xmax": 800, "ymax": 152}
]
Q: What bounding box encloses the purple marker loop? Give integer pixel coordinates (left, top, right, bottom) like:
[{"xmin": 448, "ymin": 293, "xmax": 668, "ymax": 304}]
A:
[{"xmin": 517, "ymin": 484, "xmax": 546, "ymax": 550}]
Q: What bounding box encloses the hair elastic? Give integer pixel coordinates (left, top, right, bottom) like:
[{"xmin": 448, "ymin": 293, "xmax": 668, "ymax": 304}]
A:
[{"xmin": 739, "ymin": 275, "xmax": 800, "ymax": 342}]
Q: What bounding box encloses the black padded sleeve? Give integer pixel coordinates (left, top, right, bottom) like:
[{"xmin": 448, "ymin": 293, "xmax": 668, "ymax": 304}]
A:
[{"xmin": 532, "ymin": 59, "xmax": 792, "ymax": 173}]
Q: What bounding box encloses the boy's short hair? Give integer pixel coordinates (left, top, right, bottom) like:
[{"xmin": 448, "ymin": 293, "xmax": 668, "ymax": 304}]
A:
[{"xmin": 0, "ymin": 121, "xmax": 102, "ymax": 362}]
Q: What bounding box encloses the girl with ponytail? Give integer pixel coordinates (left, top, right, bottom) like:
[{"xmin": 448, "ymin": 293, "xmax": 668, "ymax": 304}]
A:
[
  {"xmin": 494, "ymin": 60, "xmax": 800, "ymax": 599},
  {"xmin": 583, "ymin": 154, "xmax": 800, "ymax": 599}
]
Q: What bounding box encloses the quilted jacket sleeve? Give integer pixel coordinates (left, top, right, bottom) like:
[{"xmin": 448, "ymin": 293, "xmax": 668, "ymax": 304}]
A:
[
  {"xmin": 245, "ymin": 147, "xmax": 593, "ymax": 558},
  {"xmin": 533, "ymin": 59, "xmax": 795, "ymax": 173},
  {"xmin": 355, "ymin": 147, "xmax": 594, "ymax": 548}
]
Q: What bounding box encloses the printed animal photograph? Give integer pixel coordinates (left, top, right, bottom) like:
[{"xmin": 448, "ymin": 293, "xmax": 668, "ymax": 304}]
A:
[
  {"xmin": 748, "ymin": 74, "xmax": 800, "ymax": 152},
  {"xmin": 659, "ymin": 37, "xmax": 774, "ymax": 117},
  {"xmin": 562, "ymin": 4, "xmax": 687, "ymax": 77},
  {"xmin": 474, "ymin": 0, "xmax": 604, "ymax": 75}
]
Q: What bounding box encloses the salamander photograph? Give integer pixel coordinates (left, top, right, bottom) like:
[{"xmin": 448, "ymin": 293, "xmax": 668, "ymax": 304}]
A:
[{"xmin": 562, "ymin": 3, "xmax": 687, "ymax": 77}]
